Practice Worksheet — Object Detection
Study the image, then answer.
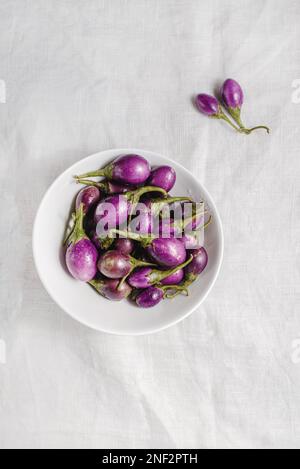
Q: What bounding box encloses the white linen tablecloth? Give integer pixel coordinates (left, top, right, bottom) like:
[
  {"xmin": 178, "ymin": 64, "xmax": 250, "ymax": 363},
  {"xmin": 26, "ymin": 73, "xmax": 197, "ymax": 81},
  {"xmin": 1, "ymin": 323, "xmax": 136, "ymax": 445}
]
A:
[{"xmin": 0, "ymin": 0, "xmax": 300, "ymax": 449}]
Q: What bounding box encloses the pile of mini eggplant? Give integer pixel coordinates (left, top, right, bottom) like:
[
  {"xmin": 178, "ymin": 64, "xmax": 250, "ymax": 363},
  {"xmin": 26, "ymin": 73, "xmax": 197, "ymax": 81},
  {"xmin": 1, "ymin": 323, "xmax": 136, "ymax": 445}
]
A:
[{"xmin": 64, "ymin": 154, "xmax": 210, "ymax": 308}]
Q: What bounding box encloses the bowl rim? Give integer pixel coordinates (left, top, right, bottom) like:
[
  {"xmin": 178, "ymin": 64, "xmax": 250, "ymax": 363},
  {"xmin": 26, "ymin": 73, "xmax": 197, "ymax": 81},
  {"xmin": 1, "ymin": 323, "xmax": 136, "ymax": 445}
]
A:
[{"xmin": 32, "ymin": 148, "xmax": 224, "ymax": 335}]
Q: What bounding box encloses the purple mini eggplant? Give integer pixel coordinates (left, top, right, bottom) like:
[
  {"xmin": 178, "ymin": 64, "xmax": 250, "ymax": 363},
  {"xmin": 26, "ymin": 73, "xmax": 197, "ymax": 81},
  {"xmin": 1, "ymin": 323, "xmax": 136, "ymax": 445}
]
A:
[
  {"xmin": 195, "ymin": 94, "xmax": 220, "ymax": 116},
  {"xmin": 220, "ymin": 78, "xmax": 270, "ymax": 134},
  {"xmin": 65, "ymin": 204, "xmax": 98, "ymax": 282},
  {"xmin": 146, "ymin": 237, "xmax": 187, "ymax": 267},
  {"xmin": 89, "ymin": 278, "xmax": 132, "ymax": 301},
  {"xmin": 147, "ymin": 166, "xmax": 176, "ymax": 192},
  {"xmin": 135, "ymin": 286, "xmax": 164, "ymax": 308},
  {"xmin": 221, "ymin": 78, "xmax": 244, "ymax": 110},
  {"xmin": 97, "ymin": 250, "xmax": 155, "ymax": 279},
  {"xmin": 75, "ymin": 154, "xmax": 151, "ymax": 185},
  {"xmin": 114, "ymin": 238, "xmax": 135, "ymax": 255},
  {"xmin": 183, "ymin": 246, "xmax": 208, "ymax": 287},
  {"xmin": 75, "ymin": 186, "xmax": 101, "ymax": 213},
  {"xmin": 128, "ymin": 255, "xmax": 192, "ymax": 289},
  {"xmin": 160, "ymin": 269, "xmax": 184, "ymax": 285}
]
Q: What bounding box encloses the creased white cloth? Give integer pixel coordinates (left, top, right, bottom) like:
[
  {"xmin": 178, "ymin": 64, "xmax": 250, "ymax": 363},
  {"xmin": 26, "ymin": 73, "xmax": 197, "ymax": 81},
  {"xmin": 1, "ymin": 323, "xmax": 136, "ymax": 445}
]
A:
[{"xmin": 0, "ymin": 0, "xmax": 300, "ymax": 449}]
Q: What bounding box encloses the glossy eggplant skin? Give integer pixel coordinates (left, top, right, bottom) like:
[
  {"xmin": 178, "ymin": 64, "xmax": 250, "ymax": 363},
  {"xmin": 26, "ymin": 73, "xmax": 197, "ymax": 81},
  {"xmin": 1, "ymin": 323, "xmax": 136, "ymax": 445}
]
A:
[
  {"xmin": 147, "ymin": 166, "xmax": 176, "ymax": 192},
  {"xmin": 135, "ymin": 286, "xmax": 164, "ymax": 308},
  {"xmin": 147, "ymin": 237, "xmax": 186, "ymax": 267}
]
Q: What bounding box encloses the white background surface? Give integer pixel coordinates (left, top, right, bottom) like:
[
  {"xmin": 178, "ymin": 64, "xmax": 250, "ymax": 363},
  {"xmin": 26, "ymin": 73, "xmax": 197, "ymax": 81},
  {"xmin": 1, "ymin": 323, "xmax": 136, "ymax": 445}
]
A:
[{"xmin": 0, "ymin": 0, "xmax": 300, "ymax": 449}]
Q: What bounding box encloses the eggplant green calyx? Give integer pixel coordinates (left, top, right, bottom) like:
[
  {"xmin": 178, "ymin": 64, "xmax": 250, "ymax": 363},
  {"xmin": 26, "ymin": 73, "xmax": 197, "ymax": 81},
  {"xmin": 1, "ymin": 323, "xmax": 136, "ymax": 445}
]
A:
[
  {"xmin": 212, "ymin": 106, "xmax": 245, "ymax": 133},
  {"xmin": 68, "ymin": 204, "xmax": 88, "ymax": 245},
  {"xmin": 89, "ymin": 278, "xmax": 104, "ymax": 292},
  {"xmin": 63, "ymin": 212, "xmax": 76, "ymax": 245},
  {"xmin": 159, "ymin": 284, "xmax": 189, "ymax": 299}
]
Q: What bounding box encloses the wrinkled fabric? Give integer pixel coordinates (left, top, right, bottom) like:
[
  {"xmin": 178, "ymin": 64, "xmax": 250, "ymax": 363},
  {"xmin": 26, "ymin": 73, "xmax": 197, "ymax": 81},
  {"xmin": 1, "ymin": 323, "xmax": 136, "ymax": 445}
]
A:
[{"xmin": 0, "ymin": 0, "xmax": 300, "ymax": 449}]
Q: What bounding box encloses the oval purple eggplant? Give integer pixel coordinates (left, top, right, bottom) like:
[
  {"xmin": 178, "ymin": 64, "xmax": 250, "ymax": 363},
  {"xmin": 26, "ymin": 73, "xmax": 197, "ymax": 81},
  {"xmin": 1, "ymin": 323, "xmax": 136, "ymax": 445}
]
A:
[
  {"xmin": 98, "ymin": 250, "xmax": 131, "ymax": 279},
  {"xmin": 185, "ymin": 247, "xmax": 208, "ymax": 276},
  {"xmin": 90, "ymin": 278, "xmax": 132, "ymax": 301},
  {"xmin": 195, "ymin": 94, "xmax": 219, "ymax": 116},
  {"xmin": 97, "ymin": 250, "xmax": 155, "ymax": 279},
  {"xmin": 66, "ymin": 238, "xmax": 98, "ymax": 282},
  {"xmin": 220, "ymin": 78, "xmax": 244, "ymax": 109},
  {"xmin": 147, "ymin": 166, "xmax": 176, "ymax": 192},
  {"xmin": 65, "ymin": 204, "xmax": 98, "ymax": 282},
  {"xmin": 114, "ymin": 238, "xmax": 135, "ymax": 255},
  {"xmin": 160, "ymin": 269, "xmax": 184, "ymax": 285},
  {"xmin": 128, "ymin": 267, "xmax": 153, "ymax": 289},
  {"xmin": 147, "ymin": 237, "xmax": 186, "ymax": 267},
  {"xmin": 135, "ymin": 286, "xmax": 164, "ymax": 308},
  {"xmin": 75, "ymin": 186, "xmax": 101, "ymax": 214}
]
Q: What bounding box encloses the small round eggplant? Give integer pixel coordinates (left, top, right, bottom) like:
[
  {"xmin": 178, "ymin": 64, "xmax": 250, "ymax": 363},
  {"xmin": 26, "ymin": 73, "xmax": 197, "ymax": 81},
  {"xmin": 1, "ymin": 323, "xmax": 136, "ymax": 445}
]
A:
[
  {"xmin": 147, "ymin": 237, "xmax": 186, "ymax": 267},
  {"xmin": 89, "ymin": 278, "xmax": 132, "ymax": 301},
  {"xmin": 114, "ymin": 238, "xmax": 135, "ymax": 255},
  {"xmin": 135, "ymin": 286, "xmax": 164, "ymax": 308},
  {"xmin": 185, "ymin": 246, "xmax": 208, "ymax": 276},
  {"xmin": 97, "ymin": 250, "xmax": 155, "ymax": 279},
  {"xmin": 195, "ymin": 94, "xmax": 220, "ymax": 116},
  {"xmin": 147, "ymin": 166, "xmax": 176, "ymax": 192},
  {"xmin": 220, "ymin": 78, "xmax": 270, "ymax": 134},
  {"xmin": 65, "ymin": 204, "xmax": 98, "ymax": 282},
  {"xmin": 181, "ymin": 246, "xmax": 208, "ymax": 288},
  {"xmin": 75, "ymin": 186, "xmax": 101, "ymax": 214},
  {"xmin": 75, "ymin": 154, "xmax": 151, "ymax": 185},
  {"xmin": 160, "ymin": 269, "xmax": 184, "ymax": 285}
]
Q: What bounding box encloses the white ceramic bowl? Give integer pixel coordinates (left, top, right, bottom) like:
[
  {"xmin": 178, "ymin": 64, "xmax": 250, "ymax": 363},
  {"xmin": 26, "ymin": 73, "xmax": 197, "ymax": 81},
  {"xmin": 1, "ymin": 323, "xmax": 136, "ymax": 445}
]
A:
[{"xmin": 33, "ymin": 149, "xmax": 223, "ymax": 335}]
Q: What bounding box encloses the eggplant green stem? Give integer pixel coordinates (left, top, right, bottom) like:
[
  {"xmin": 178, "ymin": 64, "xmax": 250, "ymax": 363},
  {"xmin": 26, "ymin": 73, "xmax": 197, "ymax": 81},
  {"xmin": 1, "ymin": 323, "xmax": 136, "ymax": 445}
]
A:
[
  {"xmin": 127, "ymin": 185, "xmax": 167, "ymax": 202},
  {"xmin": 226, "ymin": 106, "xmax": 270, "ymax": 134},
  {"xmin": 160, "ymin": 284, "xmax": 189, "ymax": 299},
  {"xmin": 243, "ymin": 125, "xmax": 270, "ymax": 135},
  {"xmin": 215, "ymin": 110, "xmax": 244, "ymax": 133},
  {"xmin": 63, "ymin": 212, "xmax": 76, "ymax": 245},
  {"xmin": 68, "ymin": 204, "xmax": 87, "ymax": 244},
  {"xmin": 74, "ymin": 178, "xmax": 107, "ymax": 190},
  {"xmin": 111, "ymin": 229, "xmax": 155, "ymax": 247}
]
